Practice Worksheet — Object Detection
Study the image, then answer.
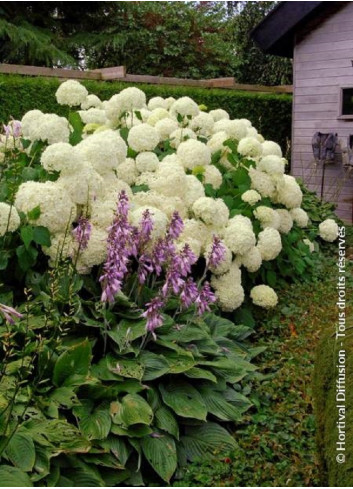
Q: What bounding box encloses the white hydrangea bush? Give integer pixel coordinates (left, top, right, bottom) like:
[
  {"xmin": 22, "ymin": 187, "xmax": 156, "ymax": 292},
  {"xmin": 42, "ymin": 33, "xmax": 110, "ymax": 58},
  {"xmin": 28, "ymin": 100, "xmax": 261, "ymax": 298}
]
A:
[{"xmin": 2, "ymin": 80, "xmax": 339, "ymax": 312}]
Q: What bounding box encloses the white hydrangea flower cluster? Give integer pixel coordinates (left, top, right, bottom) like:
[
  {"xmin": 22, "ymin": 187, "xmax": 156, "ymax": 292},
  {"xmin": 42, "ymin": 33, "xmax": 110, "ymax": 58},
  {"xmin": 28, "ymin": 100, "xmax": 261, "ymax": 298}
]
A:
[
  {"xmin": 14, "ymin": 82, "xmax": 337, "ymax": 313},
  {"xmin": 56, "ymin": 80, "xmax": 88, "ymax": 107},
  {"xmin": 0, "ymin": 203, "xmax": 20, "ymax": 236},
  {"xmin": 319, "ymin": 219, "xmax": 339, "ymax": 242},
  {"xmin": 250, "ymin": 285, "xmax": 278, "ymax": 309}
]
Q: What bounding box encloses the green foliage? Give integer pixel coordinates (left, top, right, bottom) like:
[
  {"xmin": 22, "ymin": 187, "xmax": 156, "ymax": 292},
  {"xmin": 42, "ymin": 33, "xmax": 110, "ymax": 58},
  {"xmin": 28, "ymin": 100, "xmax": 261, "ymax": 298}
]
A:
[
  {"xmin": 313, "ymin": 259, "xmax": 353, "ymax": 486},
  {"xmin": 0, "ymin": 251, "xmax": 259, "ymax": 485},
  {"xmin": 0, "ymin": 74, "xmax": 292, "ymax": 151},
  {"xmin": 204, "ymin": 145, "xmax": 321, "ymax": 302},
  {"xmin": 230, "ymin": 1, "xmax": 293, "ymax": 86},
  {"xmin": 176, "ymin": 254, "xmax": 348, "ymax": 486}
]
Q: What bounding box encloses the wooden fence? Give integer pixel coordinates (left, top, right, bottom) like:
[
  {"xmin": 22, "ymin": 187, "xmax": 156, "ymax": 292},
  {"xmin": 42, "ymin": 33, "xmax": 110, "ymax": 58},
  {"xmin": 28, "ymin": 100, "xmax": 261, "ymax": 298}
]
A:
[{"xmin": 0, "ymin": 63, "xmax": 293, "ymax": 94}]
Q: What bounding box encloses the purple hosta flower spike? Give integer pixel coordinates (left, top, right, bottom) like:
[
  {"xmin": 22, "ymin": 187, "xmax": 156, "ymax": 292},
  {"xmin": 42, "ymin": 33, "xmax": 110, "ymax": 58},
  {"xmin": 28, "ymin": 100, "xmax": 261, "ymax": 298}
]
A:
[
  {"xmin": 100, "ymin": 191, "xmax": 136, "ymax": 303},
  {"xmin": 12, "ymin": 121, "xmax": 22, "ymax": 138},
  {"xmin": 180, "ymin": 277, "xmax": 199, "ymax": 309},
  {"xmin": 138, "ymin": 253, "xmax": 154, "ymax": 285},
  {"xmin": 141, "ymin": 296, "xmax": 164, "ymax": 340},
  {"xmin": 179, "ymin": 244, "xmax": 197, "ymax": 276},
  {"xmin": 3, "ymin": 124, "xmax": 10, "ymax": 138},
  {"xmin": 195, "ymin": 281, "xmax": 216, "ymax": 315},
  {"xmin": 139, "ymin": 209, "xmax": 154, "ymax": 244},
  {"xmin": 168, "ymin": 211, "xmax": 184, "ymax": 240},
  {"xmin": 72, "ymin": 216, "xmax": 91, "ymax": 250},
  {"xmin": 0, "ymin": 303, "xmax": 23, "ymax": 325},
  {"xmin": 208, "ymin": 236, "xmax": 226, "ymax": 269}
]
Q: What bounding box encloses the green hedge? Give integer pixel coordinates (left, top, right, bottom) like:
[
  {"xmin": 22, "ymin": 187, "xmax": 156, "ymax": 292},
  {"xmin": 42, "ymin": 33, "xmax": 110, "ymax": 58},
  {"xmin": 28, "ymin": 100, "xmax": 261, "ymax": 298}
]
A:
[
  {"xmin": 0, "ymin": 75, "xmax": 292, "ymax": 150},
  {"xmin": 313, "ymin": 321, "xmax": 353, "ymax": 486}
]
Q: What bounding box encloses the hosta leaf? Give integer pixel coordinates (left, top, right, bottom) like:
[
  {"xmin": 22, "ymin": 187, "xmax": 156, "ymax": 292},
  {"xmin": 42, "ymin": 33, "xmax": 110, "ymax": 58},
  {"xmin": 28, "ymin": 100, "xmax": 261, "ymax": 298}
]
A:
[
  {"xmin": 224, "ymin": 388, "xmax": 252, "ymax": 412},
  {"xmin": 161, "ymin": 323, "xmax": 210, "ymax": 343},
  {"xmin": 155, "ymin": 406, "xmax": 179, "ymax": 439},
  {"xmin": 184, "ymin": 367, "xmax": 217, "ymax": 383},
  {"xmin": 198, "ymin": 386, "xmax": 244, "ymax": 422},
  {"xmin": 0, "ymin": 466, "xmax": 33, "ymax": 486},
  {"xmin": 49, "ymin": 387, "xmax": 78, "ymax": 408},
  {"xmin": 107, "ymin": 319, "xmax": 147, "ymax": 349},
  {"xmin": 120, "ymin": 394, "xmax": 153, "ymax": 427},
  {"xmin": 64, "ymin": 465, "xmax": 105, "ymax": 487},
  {"xmin": 203, "ymin": 313, "xmax": 234, "ymax": 337},
  {"xmin": 140, "ymin": 352, "xmax": 170, "ymax": 381},
  {"xmin": 163, "ymin": 351, "xmax": 195, "ymax": 374},
  {"xmin": 159, "ymin": 381, "xmax": 207, "ymax": 421},
  {"xmin": 33, "ymin": 445, "xmax": 51, "ymax": 481},
  {"xmin": 5, "ymin": 433, "xmax": 35, "ymax": 472},
  {"xmin": 53, "ymin": 339, "xmax": 91, "ymax": 386},
  {"xmin": 111, "ymin": 424, "xmax": 152, "ymax": 438},
  {"xmin": 198, "ymin": 356, "xmax": 255, "ymax": 383},
  {"xmin": 180, "ymin": 422, "xmax": 237, "ymax": 462},
  {"xmin": 100, "ymin": 436, "xmax": 131, "ymax": 466},
  {"xmin": 75, "ymin": 403, "xmax": 111, "ymax": 440},
  {"xmin": 113, "ymin": 358, "xmax": 144, "ymax": 380},
  {"xmin": 141, "ymin": 434, "xmax": 177, "ymax": 482},
  {"xmin": 82, "ymin": 453, "xmax": 125, "ymax": 469}
]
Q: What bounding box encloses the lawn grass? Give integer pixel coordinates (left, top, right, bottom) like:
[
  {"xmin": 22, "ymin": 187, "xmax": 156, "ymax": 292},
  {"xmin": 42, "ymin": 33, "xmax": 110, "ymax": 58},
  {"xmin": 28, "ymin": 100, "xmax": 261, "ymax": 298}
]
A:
[{"xmin": 175, "ymin": 232, "xmax": 353, "ymax": 487}]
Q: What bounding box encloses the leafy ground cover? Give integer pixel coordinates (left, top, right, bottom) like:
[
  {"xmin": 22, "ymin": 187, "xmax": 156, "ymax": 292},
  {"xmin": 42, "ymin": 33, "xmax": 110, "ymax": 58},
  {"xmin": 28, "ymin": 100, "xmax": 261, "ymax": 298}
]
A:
[{"xmin": 175, "ymin": 230, "xmax": 353, "ymax": 487}]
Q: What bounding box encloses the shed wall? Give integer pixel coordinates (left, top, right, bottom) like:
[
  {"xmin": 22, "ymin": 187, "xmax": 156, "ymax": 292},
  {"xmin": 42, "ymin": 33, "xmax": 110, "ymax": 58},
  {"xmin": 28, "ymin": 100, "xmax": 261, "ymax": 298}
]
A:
[{"xmin": 292, "ymin": 1, "xmax": 353, "ymax": 222}]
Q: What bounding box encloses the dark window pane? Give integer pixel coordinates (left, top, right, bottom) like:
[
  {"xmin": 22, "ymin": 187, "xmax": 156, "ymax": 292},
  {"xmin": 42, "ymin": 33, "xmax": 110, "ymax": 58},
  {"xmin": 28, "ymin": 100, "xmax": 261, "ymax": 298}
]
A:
[{"xmin": 342, "ymin": 88, "xmax": 353, "ymax": 115}]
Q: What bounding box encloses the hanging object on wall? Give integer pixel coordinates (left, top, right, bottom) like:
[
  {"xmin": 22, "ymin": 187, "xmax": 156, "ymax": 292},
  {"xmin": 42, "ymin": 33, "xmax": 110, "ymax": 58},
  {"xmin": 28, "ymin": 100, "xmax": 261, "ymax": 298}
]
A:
[
  {"xmin": 312, "ymin": 132, "xmax": 339, "ymax": 200},
  {"xmin": 311, "ymin": 132, "xmax": 338, "ymax": 164}
]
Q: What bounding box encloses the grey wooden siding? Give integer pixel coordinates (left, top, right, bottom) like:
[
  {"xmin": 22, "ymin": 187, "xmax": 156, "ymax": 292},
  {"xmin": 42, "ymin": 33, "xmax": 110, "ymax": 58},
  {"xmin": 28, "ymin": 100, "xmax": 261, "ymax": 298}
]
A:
[{"xmin": 292, "ymin": 2, "xmax": 353, "ymax": 222}]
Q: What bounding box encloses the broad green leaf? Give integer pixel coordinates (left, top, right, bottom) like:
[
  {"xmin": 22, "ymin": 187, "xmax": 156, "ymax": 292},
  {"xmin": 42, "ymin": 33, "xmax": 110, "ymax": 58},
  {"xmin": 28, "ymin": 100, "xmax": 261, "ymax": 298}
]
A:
[
  {"xmin": 33, "ymin": 445, "xmax": 50, "ymax": 481},
  {"xmin": 99, "ymin": 436, "xmax": 131, "ymax": 466},
  {"xmin": 108, "ymin": 319, "xmax": 147, "ymax": 349},
  {"xmin": 49, "ymin": 387, "xmax": 79, "ymax": 408},
  {"xmin": 110, "ymin": 424, "xmax": 152, "ymax": 438},
  {"xmin": 20, "ymin": 226, "xmax": 33, "ymax": 250},
  {"xmin": 140, "ymin": 351, "xmax": 170, "ymax": 381},
  {"xmin": 203, "ymin": 313, "xmax": 234, "ymax": 337},
  {"xmin": 180, "ymin": 422, "xmax": 237, "ymax": 462},
  {"xmin": 16, "ymin": 244, "xmax": 38, "ymax": 271},
  {"xmin": 161, "ymin": 323, "xmax": 209, "ymax": 343},
  {"xmin": 120, "ymin": 394, "xmax": 153, "ymax": 427},
  {"xmin": 53, "ymin": 339, "xmax": 91, "ymax": 386},
  {"xmin": 113, "ymin": 358, "xmax": 144, "ymax": 380},
  {"xmin": 27, "ymin": 205, "xmax": 41, "ymax": 220},
  {"xmin": 199, "ymin": 355, "xmax": 255, "ymax": 383},
  {"xmin": 0, "ymin": 465, "xmax": 33, "ymax": 486},
  {"xmin": 0, "ymin": 253, "xmax": 8, "ymax": 270},
  {"xmin": 184, "ymin": 367, "xmax": 217, "ymax": 383},
  {"xmin": 163, "ymin": 350, "xmax": 195, "ymax": 374},
  {"xmin": 64, "ymin": 464, "xmax": 105, "ymax": 487},
  {"xmin": 76, "ymin": 403, "xmax": 111, "ymax": 440},
  {"xmin": 33, "ymin": 226, "xmax": 51, "ymax": 247},
  {"xmin": 266, "ymin": 269, "xmax": 277, "ymax": 287},
  {"xmin": 141, "ymin": 434, "xmax": 177, "ymax": 482},
  {"xmin": 155, "ymin": 406, "xmax": 179, "ymax": 439},
  {"xmin": 198, "ymin": 386, "xmax": 244, "ymax": 421},
  {"xmin": 159, "ymin": 381, "xmax": 207, "ymax": 421},
  {"xmin": 5, "ymin": 433, "xmax": 36, "ymax": 472},
  {"xmin": 69, "ymin": 111, "xmax": 84, "ymax": 145},
  {"xmin": 81, "ymin": 453, "xmax": 125, "ymax": 469}
]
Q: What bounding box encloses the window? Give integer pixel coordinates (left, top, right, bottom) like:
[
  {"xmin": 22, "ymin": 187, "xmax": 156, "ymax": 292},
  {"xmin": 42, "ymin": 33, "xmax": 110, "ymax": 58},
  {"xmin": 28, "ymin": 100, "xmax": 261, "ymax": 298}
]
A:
[{"xmin": 339, "ymin": 88, "xmax": 353, "ymax": 119}]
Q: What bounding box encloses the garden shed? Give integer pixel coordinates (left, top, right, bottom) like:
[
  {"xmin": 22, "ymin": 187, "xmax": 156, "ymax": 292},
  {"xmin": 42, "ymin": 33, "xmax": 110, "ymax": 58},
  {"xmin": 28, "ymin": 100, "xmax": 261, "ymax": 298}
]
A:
[{"xmin": 252, "ymin": 1, "xmax": 353, "ymax": 222}]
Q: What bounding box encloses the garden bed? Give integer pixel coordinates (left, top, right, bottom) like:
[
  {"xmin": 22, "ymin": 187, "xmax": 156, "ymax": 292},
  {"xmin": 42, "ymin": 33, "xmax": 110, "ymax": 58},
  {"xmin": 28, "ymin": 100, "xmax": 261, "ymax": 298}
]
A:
[{"xmin": 176, "ymin": 236, "xmax": 353, "ymax": 486}]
